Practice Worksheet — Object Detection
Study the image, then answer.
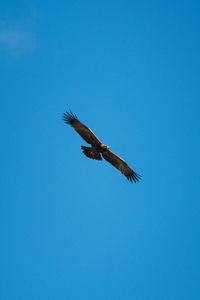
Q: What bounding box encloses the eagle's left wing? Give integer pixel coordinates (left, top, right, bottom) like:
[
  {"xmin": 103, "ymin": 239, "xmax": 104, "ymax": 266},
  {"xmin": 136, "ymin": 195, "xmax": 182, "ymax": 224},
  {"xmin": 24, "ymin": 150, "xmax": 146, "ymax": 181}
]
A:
[
  {"xmin": 63, "ymin": 111, "xmax": 102, "ymax": 145},
  {"xmin": 102, "ymin": 149, "xmax": 141, "ymax": 183}
]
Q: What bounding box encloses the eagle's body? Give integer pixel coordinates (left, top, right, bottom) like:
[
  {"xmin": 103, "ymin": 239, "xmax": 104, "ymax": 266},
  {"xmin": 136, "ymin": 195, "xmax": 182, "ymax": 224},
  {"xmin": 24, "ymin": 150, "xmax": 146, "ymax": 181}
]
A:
[
  {"xmin": 81, "ymin": 143, "xmax": 109, "ymax": 161},
  {"xmin": 62, "ymin": 111, "xmax": 141, "ymax": 183}
]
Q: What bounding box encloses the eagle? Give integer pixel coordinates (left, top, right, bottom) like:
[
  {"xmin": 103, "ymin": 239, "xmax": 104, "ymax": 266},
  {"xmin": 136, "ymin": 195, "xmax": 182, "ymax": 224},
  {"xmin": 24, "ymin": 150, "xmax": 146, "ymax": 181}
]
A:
[{"xmin": 62, "ymin": 111, "xmax": 141, "ymax": 183}]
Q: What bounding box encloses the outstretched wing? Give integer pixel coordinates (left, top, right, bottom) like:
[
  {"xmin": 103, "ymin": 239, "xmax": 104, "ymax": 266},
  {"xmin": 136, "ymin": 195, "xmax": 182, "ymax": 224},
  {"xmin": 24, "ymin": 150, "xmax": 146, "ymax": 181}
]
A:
[
  {"xmin": 63, "ymin": 111, "xmax": 102, "ymax": 145},
  {"xmin": 102, "ymin": 150, "xmax": 141, "ymax": 183}
]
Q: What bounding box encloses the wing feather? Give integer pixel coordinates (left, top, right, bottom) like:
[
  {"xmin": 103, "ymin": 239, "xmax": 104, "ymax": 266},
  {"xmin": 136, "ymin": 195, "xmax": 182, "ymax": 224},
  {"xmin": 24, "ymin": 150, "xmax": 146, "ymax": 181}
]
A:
[
  {"xmin": 102, "ymin": 150, "xmax": 141, "ymax": 183},
  {"xmin": 63, "ymin": 111, "xmax": 101, "ymax": 145}
]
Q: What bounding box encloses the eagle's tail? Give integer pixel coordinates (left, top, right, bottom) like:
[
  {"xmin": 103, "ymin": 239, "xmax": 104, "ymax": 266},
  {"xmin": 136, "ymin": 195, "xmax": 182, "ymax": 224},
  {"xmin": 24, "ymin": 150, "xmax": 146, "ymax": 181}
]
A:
[{"xmin": 81, "ymin": 146, "xmax": 102, "ymax": 161}]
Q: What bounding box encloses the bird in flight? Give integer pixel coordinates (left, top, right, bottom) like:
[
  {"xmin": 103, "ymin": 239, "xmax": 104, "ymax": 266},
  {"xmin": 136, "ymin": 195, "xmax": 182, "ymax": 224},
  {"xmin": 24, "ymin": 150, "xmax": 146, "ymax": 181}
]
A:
[{"xmin": 62, "ymin": 111, "xmax": 141, "ymax": 183}]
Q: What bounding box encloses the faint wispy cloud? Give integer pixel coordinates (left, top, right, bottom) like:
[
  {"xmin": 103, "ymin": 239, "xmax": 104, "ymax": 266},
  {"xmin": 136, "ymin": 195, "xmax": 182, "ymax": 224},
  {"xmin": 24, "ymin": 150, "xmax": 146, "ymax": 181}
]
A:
[{"xmin": 0, "ymin": 20, "xmax": 36, "ymax": 57}]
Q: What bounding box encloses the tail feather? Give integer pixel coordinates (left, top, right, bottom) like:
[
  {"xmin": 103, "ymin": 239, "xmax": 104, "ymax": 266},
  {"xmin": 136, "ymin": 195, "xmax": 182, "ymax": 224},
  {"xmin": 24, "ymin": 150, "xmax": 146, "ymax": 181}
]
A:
[{"xmin": 81, "ymin": 146, "xmax": 102, "ymax": 160}]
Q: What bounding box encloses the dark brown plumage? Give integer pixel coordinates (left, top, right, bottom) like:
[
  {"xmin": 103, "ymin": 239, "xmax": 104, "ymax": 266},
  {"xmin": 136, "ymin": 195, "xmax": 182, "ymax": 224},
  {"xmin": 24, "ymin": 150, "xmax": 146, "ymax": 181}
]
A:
[{"xmin": 62, "ymin": 111, "xmax": 141, "ymax": 183}]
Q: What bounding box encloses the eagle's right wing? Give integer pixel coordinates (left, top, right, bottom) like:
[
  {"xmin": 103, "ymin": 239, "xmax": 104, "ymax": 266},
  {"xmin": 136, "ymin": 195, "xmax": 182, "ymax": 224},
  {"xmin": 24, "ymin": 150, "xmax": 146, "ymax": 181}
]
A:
[
  {"xmin": 63, "ymin": 111, "xmax": 101, "ymax": 145},
  {"xmin": 102, "ymin": 149, "xmax": 141, "ymax": 183}
]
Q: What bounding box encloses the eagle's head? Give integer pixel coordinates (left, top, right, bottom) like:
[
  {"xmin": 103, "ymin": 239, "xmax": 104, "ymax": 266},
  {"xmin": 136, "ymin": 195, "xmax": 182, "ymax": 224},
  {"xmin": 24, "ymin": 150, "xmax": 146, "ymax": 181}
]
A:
[{"xmin": 101, "ymin": 143, "xmax": 109, "ymax": 150}]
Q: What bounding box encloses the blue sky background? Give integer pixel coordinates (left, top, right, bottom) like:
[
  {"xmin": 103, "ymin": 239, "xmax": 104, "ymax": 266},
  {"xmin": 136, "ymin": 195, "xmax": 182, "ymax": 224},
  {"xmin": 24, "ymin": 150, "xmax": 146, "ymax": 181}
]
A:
[{"xmin": 1, "ymin": 0, "xmax": 200, "ymax": 299}]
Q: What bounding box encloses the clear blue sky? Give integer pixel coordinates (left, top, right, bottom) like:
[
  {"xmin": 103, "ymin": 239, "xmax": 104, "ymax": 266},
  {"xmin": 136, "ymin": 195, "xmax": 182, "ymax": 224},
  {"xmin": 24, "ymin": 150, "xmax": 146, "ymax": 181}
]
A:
[{"xmin": 1, "ymin": 0, "xmax": 200, "ymax": 299}]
